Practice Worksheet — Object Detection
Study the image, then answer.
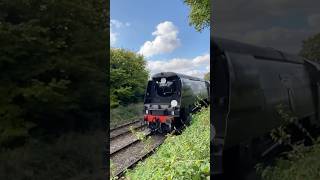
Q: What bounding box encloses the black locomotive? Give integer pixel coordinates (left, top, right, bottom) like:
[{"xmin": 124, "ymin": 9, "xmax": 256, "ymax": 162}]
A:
[
  {"xmin": 143, "ymin": 72, "xmax": 210, "ymax": 133},
  {"xmin": 212, "ymin": 37, "xmax": 320, "ymax": 176}
]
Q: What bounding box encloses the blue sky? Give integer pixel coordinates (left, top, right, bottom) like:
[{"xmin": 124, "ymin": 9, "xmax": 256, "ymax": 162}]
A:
[{"xmin": 110, "ymin": 0, "xmax": 210, "ymax": 78}]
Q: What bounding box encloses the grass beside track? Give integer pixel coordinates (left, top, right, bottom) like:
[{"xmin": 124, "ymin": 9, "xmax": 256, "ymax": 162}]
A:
[
  {"xmin": 125, "ymin": 107, "xmax": 210, "ymax": 179},
  {"xmin": 257, "ymin": 138, "xmax": 320, "ymax": 180},
  {"xmin": 110, "ymin": 103, "xmax": 143, "ymax": 128}
]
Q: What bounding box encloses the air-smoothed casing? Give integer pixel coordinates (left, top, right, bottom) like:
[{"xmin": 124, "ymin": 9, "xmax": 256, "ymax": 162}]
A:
[{"xmin": 211, "ymin": 37, "xmax": 320, "ymax": 174}]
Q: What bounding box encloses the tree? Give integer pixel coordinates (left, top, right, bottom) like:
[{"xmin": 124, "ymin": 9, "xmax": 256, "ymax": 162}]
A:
[
  {"xmin": 0, "ymin": 0, "xmax": 107, "ymax": 147},
  {"xmin": 204, "ymin": 72, "xmax": 210, "ymax": 81},
  {"xmin": 183, "ymin": 0, "xmax": 210, "ymax": 32},
  {"xmin": 300, "ymin": 33, "xmax": 320, "ymax": 62},
  {"xmin": 110, "ymin": 48, "xmax": 149, "ymax": 108}
]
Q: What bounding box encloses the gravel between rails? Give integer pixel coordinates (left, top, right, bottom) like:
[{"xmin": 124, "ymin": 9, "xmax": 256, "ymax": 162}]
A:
[
  {"xmin": 110, "ymin": 128, "xmax": 151, "ymax": 155},
  {"xmin": 110, "ymin": 121, "xmax": 146, "ymax": 139},
  {"xmin": 110, "ymin": 134, "xmax": 166, "ymax": 177}
]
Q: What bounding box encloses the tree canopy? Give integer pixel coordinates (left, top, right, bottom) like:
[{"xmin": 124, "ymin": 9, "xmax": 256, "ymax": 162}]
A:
[
  {"xmin": 0, "ymin": 0, "xmax": 107, "ymax": 147},
  {"xmin": 300, "ymin": 33, "xmax": 320, "ymax": 62},
  {"xmin": 204, "ymin": 72, "xmax": 210, "ymax": 81},
  {"xmin": 183, "ymin": 0, "xmax": 210, "ymax": 32},
  {"xmin": 110, "ymin": 48, "xmax": 149, "ymax": 108}
]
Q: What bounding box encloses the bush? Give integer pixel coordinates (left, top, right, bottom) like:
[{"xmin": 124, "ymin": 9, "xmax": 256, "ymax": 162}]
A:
[
  {"xmin": 125, "ymin": 107, "xmax": 210, "ymax": 179},
  {"xmin": 110, "ymin": 103, "xmax": 144, "ymax": 128},
  {"xmin": 300, "ymin": 33, "xmax": 320, "ymax": 62},
  {"xmin": 257, "ymin": 138, "xmax": 320, "ymax": 180},
  {"xmin": 0, "ymin": 0, "xmax": 107, "ymax": 147},
  {"xmin": 0, "ymin": 130, "xmax": 106, "ymax": 180},
  {"xmin": 110, "ymin": 48, "xmax": 148, "ymax": 108}
]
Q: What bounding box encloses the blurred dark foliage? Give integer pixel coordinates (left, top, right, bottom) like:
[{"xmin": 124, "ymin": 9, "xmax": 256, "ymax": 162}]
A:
[
  {"xmin": 0, "ymin": 130, "xmax": 106, "ymax": 180},
  {"xmin": 300, "ymin": 33, "xmax": 320, "ymax": 62},
  {"xmin": 0, "ymin": 0, "xmax": 108, "ymax": 148}
]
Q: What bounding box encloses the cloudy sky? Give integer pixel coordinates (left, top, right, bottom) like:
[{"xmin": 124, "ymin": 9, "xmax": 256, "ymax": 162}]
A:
[
  {"xmin": 111, "ymin": 0, "xmax": 210, "ymax": 78},
  {"xmin": 213, "ymin": 0, "xmax": 320, "ymax": 54}
]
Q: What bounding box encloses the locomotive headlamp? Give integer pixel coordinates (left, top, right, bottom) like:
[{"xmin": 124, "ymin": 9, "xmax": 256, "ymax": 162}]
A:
[
  {"xmin": 160, "ymin": 78, "xmax": 166, "ymax": 84},
  {"xmin": 171, "ymin": 100, "xmax": 178, "ymax": 107}
]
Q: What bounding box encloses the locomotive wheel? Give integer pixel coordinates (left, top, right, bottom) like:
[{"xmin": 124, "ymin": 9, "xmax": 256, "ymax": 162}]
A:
[
  {"xmin": 159, "ymin": 123, "xmax": 172, "ymax": 134},
  {"xmin": 172, "ymin": 118, "xmax": 184, "ymax": 134}
]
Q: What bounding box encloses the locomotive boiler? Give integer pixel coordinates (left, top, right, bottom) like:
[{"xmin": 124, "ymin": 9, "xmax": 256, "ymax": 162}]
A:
[
  {"xmin": 143, "ymin": 72, "xmax": 209, "ymax": 133},
  {"xmin": 212, "ymin": 37, "xmax": 320, "ymax": 176}
]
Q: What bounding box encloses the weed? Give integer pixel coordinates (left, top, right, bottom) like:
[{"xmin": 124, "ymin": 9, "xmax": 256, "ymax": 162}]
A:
[
  {"xmin": 125, "ymin": 107, "xmax": 210, "ymax": 179},
  {"xmin": 256, "ymin": 104, "xmax": 320, "ymax": 180}
]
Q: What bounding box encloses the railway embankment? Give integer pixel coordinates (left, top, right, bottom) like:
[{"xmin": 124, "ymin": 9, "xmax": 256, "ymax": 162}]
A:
[
  {"xmin": 125, "ymin": 107, "xmax": 210, "ymax": 179},
  {"xmin": 257, "ymin": 138, "xmax": 320, "ymax": 180},
  {"xmin": 110, "ymin": 103, "xmax": 143, "ymax": 129},
  {"xmin": 109, "ymin": 120, "xmax": 166, "ymax": 178}
]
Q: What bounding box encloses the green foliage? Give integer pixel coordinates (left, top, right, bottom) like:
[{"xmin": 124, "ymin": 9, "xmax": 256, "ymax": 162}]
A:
[
  {"xmin": 257, "ymin": 138, "xmax": 320, "ymax": 180},
  {"xmin": 0, "ymin": 130, "xmax": 106, "ymax": 180},
  {"xmin": 0, "ymin": 0, "xmax": 107, "ymax": 147},
  {"xmin": 204, "ymin": 72, "xmax": 210, "ymax": 81},
  {"xmin": 256, "ymin": 104, "xmax": 320, "ymax": 180},
  {"xmin": 130, "ymin": 126, "xmax": 149, "ymax": 141},
  {"xmin": 110, "ymin": 103, "xmax": 144, "ymax": 128},
  {"xmin": 270, "ymin": 104, "xmax": 315, "ymax": 146},
  {"xmin": 126, "ymin": 107, "xmax": 210, "ymax": 179},
  {"xmin": 300, "ymin": 33, "xmax": 320, "ymax": 62},
  {"xmin": 183, "ymin": 0, "xmax": 210, "ymax": 32},
  {"xmin": 110, "ymin": 48, "xmax": 148, "ymax": 107}
]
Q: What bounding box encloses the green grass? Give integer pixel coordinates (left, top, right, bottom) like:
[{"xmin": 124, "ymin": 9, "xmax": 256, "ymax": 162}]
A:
[
  {"xmin": 125, "ymin": 107, "xmax": 210, "ymax": 180},
  {"xmin": 110, "ymin": 103, "xmax": 143, "ymax": 128},
  {"xmin": 257, "ymin": 138, "xmax": 320, "ymax": 180}
]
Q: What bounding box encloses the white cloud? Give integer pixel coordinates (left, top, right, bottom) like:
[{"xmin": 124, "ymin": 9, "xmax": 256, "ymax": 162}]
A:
[
  {"xmin": 147, "ymin": 53, "xmax": 210, "ymax": 78},
  {"xmin": 110, "ymin": 19, "xmax": 130, "ymax": 46},
  {"xmin": 206, "ymin": 65, "xmax": 210, "ymax": 71},
  {"xmin": 308, "ymin": 14, "xmax": 320, "ymax": 29},
  {"xmin": 110, "ymin": 19, "xmax": 130, "ymax": 28},
  {"xmin": 138, "ymin": 21, "xmax": 180, "ymax": 57},
  {"xmin": 185, "ymin": 70, "xmax": 208, "ymax": 78},
  {"xmin": 214, "ymin": 0, "xmax": 320, "ymax": 54},
  {"xmin": 110, "ymin": 30, "xmax": 117, "ymax": 46}
]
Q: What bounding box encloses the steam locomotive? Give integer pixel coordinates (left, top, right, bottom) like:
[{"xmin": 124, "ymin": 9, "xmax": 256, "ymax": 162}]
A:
[
  {"xmin": 212, "ymin": 37, "xmax": 320, "ymax": 177},
  {"xmin": 143, "ymin": 72, "xmax": 210, "ymax": 133}
]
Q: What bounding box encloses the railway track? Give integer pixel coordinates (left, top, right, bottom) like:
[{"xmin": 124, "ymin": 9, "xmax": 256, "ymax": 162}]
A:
[
  {"xmin": 110, "ymin": 134, "xmax": 165, "ymax": 177},
  {"xmin": 110, "ymin": 128, "xmax": 151, "ymax": 155},
  {"xmin": 110, "ymin": 120, "xmax": 147, "ymax": 140},
  {"xmin": 110, "ymin": 121, "xmax": 165, "ymax": 178}
]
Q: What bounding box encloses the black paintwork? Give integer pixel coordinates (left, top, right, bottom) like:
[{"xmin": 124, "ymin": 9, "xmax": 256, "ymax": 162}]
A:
[
  {"xmin": 144, "ymin": 72, "xmax": 210, "ymax": 131},
  {"xmin": 212, "ymin": 37, "xmax": 320, "ymax": 175}
]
